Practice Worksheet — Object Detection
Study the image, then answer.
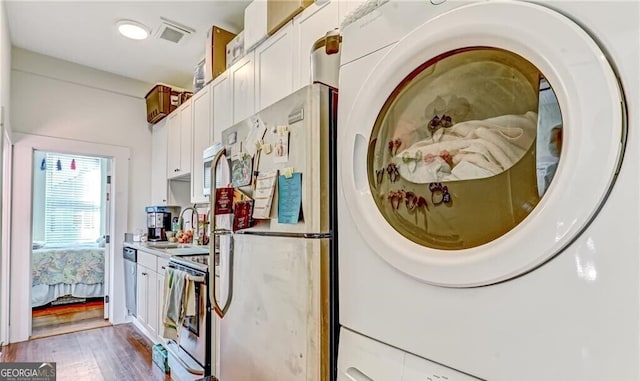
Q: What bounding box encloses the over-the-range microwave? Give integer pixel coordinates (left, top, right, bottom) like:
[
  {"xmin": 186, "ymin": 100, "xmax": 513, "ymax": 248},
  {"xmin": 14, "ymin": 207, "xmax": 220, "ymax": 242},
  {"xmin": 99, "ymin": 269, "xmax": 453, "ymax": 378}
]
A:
[{"xmin": 203, "ymin": 143, "xmax": 224, "ymax": 196}]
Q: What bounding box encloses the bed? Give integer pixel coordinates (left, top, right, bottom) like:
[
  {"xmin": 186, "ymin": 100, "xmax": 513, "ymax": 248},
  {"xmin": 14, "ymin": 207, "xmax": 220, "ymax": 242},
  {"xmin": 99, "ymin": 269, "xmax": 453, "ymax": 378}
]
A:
[{"xmin": 31, "ymin": 245, "xmax": 105, "ymax": 307}]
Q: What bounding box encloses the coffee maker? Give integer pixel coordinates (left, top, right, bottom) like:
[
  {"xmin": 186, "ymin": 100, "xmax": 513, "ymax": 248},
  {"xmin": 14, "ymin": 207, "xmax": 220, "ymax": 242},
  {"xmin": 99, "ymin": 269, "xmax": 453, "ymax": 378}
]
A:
[{"xmin": 146, "ymin": 206, "xmax": 173, "ymax": 241}]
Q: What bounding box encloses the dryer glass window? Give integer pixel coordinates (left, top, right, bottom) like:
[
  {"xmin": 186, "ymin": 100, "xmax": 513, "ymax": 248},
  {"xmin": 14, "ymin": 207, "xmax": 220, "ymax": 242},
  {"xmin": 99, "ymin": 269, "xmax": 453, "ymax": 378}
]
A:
[{"xmin": 368, "ymin": 47, "xmax": 563, "ymax": 250}]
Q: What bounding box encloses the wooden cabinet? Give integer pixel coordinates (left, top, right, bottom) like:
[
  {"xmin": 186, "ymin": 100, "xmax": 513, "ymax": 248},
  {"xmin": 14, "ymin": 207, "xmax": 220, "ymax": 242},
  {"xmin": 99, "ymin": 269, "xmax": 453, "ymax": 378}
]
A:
[
  {"xmin": 136, "ymin": 250, "xmax": 161, "ymax": 342},
  {"xmin": 231, "ymin": 51, "xmax": 256, "ymax": 124},
  {"xmin": 150, "ymin": 118, "xmax": 169, "ymax": 205},
  {"xmin": 167, "ymin": 100, "xmax": 193, "ymax": 179},
  {"xmin": 212, "ymin": 72, "xmax": 233, "ymax": 144},
  {"xmin": 293, "ymin": 0, "xmax": 340, "ymax": 91},
  {"xmin": 255, "ymin": 21, "xmax": 295, "ymax": 111},
  {"xmin": 191, "ymin": 84, "xmax": 213, "ymax": 204}
]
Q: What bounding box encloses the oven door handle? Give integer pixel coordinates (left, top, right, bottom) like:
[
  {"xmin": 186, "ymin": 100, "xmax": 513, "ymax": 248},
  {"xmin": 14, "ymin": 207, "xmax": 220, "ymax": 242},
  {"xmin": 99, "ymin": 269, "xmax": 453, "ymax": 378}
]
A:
[
  {"xmin": 210, "ymin": 147, "xmax": 234, "ymax": 318},
  {"xmin": 165, "ymin": 340, "xmax": 205, "ymax": 375}
]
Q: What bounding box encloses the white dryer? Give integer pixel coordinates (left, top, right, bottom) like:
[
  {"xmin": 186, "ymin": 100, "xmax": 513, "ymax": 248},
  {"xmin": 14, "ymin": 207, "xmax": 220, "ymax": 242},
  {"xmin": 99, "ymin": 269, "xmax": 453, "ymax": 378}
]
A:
[{"xmin": 337, "ymin": 1, "xmax": 639, "ymax": 380}]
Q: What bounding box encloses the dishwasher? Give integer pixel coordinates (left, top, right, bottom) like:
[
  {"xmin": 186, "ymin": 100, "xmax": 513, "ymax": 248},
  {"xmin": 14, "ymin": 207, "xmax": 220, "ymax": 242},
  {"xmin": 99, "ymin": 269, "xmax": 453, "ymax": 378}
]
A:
[{"xmin": 123, "ymin": 246, "xmax": 137, "ymax": 316}]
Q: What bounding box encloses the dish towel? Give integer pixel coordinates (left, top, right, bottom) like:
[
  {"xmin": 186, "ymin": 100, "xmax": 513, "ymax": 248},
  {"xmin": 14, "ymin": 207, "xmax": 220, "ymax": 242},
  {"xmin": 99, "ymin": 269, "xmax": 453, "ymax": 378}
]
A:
[
  {"xmin": 185, "ymin": 278, "xmax": 197, "ymax": 317},
  {"xmin": 162, "ymin": 268, "xmax": 188, "ymax": 340}
]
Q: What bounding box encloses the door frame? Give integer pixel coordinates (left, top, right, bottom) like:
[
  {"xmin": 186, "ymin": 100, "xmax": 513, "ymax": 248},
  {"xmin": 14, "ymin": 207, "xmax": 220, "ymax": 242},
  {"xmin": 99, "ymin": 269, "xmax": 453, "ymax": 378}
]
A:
[
  {"xmin": 0, "ymin": 128, "xmax": 12, "ymax": 345},
  {"xmin": 9, "ymin": 133, "xmax": 129, "ymax": 342}
]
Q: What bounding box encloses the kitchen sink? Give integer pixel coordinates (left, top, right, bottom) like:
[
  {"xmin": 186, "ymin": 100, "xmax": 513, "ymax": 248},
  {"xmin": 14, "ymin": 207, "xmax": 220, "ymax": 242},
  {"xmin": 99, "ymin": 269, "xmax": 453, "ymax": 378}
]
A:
[
  {"xmin": 145, "ymin": 242, "xmax": 181, "ymax": 249},
  {"xmin": 165, "ymin": 247, "xmax": 209, "ymax": 255}
]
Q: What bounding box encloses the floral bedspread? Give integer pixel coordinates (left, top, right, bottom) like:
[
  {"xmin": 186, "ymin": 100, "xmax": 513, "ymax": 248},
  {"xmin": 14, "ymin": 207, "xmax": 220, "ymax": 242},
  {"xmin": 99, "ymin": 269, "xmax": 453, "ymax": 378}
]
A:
[{"xmin": 32, "ymin": 247, "xmax": 105, "ymax": 286}]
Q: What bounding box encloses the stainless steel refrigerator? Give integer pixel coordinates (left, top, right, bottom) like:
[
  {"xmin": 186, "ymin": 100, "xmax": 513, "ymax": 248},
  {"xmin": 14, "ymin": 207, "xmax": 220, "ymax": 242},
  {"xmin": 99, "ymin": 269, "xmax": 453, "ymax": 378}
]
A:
[{"xmin": 209, "ymin": 84, "xmax": 338, "ymax": 381}]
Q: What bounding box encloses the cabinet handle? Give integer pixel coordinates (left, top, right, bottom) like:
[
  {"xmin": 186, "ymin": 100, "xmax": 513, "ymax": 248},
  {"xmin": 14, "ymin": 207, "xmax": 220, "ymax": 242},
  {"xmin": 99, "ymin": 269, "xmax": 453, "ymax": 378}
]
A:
[
  {"xmin": 161, "ymin": 266, "xmax": 166, "ymax": 270},
  {"xmin": 142, "ymin": 272, "xmax": 148, "ymax": 276}
]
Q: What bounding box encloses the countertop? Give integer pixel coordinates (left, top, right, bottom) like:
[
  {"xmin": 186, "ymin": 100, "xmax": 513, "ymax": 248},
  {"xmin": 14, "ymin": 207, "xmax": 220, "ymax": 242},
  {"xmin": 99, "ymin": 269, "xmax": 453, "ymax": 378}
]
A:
[
  {"xmin": 123, "ymin": 241, "xmax": 219, "ymax": 276},
  {"xmin": 123, "ymin": 241, "xmax": 210, "ymax": 259}
]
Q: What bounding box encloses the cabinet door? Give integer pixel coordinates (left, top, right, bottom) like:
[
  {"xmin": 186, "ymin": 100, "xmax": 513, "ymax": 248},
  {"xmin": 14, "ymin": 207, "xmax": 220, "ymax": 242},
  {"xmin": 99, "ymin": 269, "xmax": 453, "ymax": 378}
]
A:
[
  {"xmin": 293, "ymin": 0, "xmax": 339, "ymax": 91},
  {"xmin": 147, "ymin": 269, "xmax": 158, "ymax": 339},
  {"xmin": 166, "ymin": 111, "xmax": 181, "ymax": 178},
  {"xmin": 255, "ymin": 21, "xmax": 295, "ymax": 111},
  {"xmin": 179, "ymin": 100, "xmax": 193, "ymax": 177},
  {"xmin": 337, "ymin": 0, "xmax": 366, "ymax": 24},
  {"xmin": 212, "ymin": 72, "xmax": 233, "ymax": 144},
  {"xmin": 231, "ymin": 51, "xmax": 255, "ymax": 124},
  {"xmin": 136, "ymin": 265, "xmax": 149, "ymax": 328},
  {"xmin": 157, "ymin": 270, "xmax": 166, "ymax": 341},
  {"xmin": 191, "ymin": 85, "xmax": 212, "ymax": 204},
  {"xmin": 151, "ymin": 118, "xmax": 169, "ymax": 205}
]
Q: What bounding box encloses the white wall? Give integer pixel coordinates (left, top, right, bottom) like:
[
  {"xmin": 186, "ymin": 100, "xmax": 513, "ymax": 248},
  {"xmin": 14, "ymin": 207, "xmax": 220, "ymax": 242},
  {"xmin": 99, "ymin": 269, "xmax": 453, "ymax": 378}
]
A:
[
  {"xmin": 0, "ymin": 0, "xmax": 11, "ymax": 346},
  {"xmin": 8, "ymin": 48, "xmax": 154, "ymax": 341},
  {"xmin": 11, "ymin": 47, "xmax": 153, "ymax": 232}
]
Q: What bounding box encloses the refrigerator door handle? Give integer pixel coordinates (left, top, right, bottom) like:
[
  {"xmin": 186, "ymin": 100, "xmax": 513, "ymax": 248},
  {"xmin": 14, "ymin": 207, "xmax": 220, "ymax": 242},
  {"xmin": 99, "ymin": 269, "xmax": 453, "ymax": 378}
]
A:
[{"xmin": 210, "ymin": 147, "xmax": 234, "ymax": 318}]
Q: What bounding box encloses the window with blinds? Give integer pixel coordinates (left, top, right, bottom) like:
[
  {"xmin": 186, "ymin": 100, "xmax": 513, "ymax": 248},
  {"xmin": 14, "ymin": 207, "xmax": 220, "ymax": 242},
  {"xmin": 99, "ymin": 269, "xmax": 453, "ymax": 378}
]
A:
[{"xmin": 44, "ymin": 153, "xmax": 104, "ymax": 245}]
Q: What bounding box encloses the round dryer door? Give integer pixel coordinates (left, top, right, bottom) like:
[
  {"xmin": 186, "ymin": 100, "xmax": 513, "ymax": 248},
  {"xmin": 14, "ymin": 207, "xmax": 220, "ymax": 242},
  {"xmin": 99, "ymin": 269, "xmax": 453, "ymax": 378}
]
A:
[{"xmin": 341, "ymin": 1, "xmax": 625, "ymax": 287}]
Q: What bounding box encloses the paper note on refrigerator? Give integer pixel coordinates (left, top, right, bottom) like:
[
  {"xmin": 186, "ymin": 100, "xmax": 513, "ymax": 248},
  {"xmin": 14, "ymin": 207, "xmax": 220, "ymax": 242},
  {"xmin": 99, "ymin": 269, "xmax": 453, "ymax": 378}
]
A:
[
  {"xmin": 277, "ymin": 172, "xmax": 302, "ymax": 224},
  {"xmin": 245, "ymin": 116, "xmax": 268, "ymax": 157},
  {"xmin": 252, "ymin": 170, "xmax": 278, "ymax": 219}
]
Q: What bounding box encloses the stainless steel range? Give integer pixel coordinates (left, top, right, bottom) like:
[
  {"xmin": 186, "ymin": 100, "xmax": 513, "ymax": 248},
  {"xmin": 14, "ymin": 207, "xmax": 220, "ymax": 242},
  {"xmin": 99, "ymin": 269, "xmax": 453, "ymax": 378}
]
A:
[
  {"xmin": 170, "ymin": 254, "xmax": 210, "ymax": 271},
  {"xmin": 165, "ymin": 253, "xmax": 212, "ymax": 380}
]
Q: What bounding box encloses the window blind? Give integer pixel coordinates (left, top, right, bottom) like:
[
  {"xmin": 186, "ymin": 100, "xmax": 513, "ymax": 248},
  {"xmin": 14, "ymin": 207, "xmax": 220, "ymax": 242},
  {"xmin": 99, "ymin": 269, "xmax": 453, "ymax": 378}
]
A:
[{"xmin": 44, "ymin": 153, "xmax": 103, "ymax": 245}]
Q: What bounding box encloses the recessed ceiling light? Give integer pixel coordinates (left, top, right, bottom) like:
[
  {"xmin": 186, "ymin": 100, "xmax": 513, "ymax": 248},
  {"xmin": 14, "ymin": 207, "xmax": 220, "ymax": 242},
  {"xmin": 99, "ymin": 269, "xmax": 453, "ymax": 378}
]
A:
[{"xmin": 116, "ymin": 20, "xmax": 149, "ymax": 40}]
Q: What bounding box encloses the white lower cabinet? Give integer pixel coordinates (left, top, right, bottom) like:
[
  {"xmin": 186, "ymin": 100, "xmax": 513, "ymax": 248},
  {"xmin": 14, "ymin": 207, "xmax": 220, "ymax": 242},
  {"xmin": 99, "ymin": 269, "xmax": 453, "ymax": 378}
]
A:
[
  {"xmin": 135, "ymin": 250, "xmax": 161, "ymax": 342},
  {"xmin": 157, "ymin": 257, "xmax": 169, "ymax": 341}
]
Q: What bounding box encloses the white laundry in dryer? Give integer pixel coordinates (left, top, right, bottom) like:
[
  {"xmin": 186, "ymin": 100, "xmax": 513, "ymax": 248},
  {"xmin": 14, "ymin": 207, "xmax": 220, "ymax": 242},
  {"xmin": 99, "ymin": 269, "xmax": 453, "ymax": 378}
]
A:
[{"xmin": 337, "ymin": 1, "xmax": 639, "ymax": 380}]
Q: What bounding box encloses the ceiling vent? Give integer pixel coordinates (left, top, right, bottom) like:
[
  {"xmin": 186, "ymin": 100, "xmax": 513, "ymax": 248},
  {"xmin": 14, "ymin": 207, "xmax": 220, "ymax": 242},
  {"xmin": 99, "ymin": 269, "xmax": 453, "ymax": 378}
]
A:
[{"xmin": 154, "ymin": 17, "xmax": 195, "ymax": 44}]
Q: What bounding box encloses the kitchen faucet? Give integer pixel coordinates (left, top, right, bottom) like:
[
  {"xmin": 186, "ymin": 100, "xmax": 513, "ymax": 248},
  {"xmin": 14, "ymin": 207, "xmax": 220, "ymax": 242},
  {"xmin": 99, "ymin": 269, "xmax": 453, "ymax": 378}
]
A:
[{"xmin": 179, "ymin": 205, "xmax": 198, "ymax": 238}]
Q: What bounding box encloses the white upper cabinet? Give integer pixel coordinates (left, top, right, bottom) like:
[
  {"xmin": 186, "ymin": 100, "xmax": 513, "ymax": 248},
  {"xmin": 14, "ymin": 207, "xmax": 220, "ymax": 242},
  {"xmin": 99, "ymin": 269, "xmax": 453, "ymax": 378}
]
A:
[
  {"xmin": 191, "ymin": 84, "xmax": 213, "ymax": 204},
  {"xmin": 151, "ymin": 118, "xmax": 168, "ymax": 205},
  {"xmin": 293, "ymin": 0, "xmax": 340, "ymax": 91},
  {"xmin": 255, "ymin": 21, "xmax": 296, "ymax": 112},
  {"xmin": 167, "ymin": 100, "xmax": 193, "ymax": 179},
  {"xmin": 212, "ymin": 71, "xmax": 233, "ymax": 144},
  {"xmin": 244, "ymin": 0, "xmax": 269, "ymax": 52},
  {"xmin": 337, "ymin": 0, "xmax": 366, "ymax": 24},
  {"xmin": 231, "ymin": 51, "xmax": 256, "ymax": 124},
  {"xmin": 166, "ymin": 111, "xmax": 180, "ymax": 178},
  {"xmin": 179, "ymin": 101, "xmax": 193, "ymax": 177}
]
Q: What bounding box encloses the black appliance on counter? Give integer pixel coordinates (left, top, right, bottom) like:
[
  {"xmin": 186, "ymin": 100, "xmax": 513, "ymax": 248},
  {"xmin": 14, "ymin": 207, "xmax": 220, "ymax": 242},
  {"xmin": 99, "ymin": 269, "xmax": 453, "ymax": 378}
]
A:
[{"xmin": 146, "ymin": 206, "xmax": 172, "ymax": 241}]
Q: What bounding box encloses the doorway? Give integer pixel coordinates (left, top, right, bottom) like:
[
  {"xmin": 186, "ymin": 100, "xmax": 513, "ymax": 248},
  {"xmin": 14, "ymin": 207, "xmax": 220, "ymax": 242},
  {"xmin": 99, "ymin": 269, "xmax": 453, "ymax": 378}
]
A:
[{"xmin": 30, "ymin": 151, "xmax": 111, "ymax": 338}]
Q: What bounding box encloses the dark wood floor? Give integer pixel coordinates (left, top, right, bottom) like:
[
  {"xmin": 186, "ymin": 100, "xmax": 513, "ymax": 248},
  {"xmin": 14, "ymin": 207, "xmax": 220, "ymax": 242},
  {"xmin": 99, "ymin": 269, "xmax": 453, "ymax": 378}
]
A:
[{"xmin": 1, "ymin": 324, "xmax": 170, "ymax": 381}]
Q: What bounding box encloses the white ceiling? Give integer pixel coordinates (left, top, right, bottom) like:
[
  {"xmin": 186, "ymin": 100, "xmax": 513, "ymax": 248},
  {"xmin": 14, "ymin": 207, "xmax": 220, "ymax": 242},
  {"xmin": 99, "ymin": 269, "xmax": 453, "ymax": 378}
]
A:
[{"xmin": 5, "ymin": 1, "xmax": 251, "ymax": 90}]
